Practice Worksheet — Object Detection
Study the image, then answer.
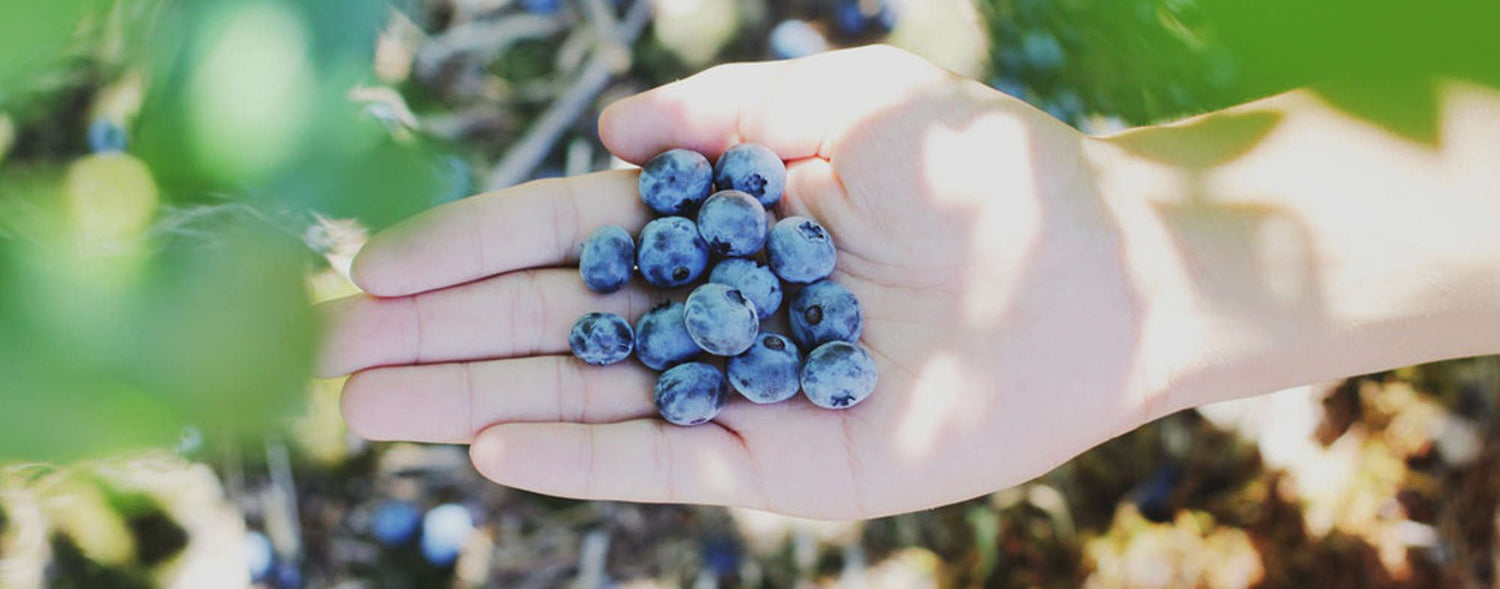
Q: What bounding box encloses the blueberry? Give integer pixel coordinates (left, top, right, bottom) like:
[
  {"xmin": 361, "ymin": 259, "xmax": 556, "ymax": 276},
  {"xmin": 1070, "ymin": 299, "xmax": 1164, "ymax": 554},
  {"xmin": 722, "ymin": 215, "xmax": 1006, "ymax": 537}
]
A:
[
  {"xmin": 244, "ymin": 531, "xmax": 274, "ymax": 582},
  {"xmin": 801, "ymin": 341, "xmax": 877, "ymax": 409},
  {"xmin": 87, "ymin": 118, "xmax": 127, "ymax": 153},
  {"xmin": 833, "ymin": 0, "xmax": 869, "ymax": 34},
  {"xmin": 654, "ymin": 362, "xmax": 729, "ymax": 426},
  {"xmin": 634, "ymin": 301, "xmax": 702, "ymax": 371},
  {"xmin": 579, "ymin": 225, "xmax": 635, "ymax": 293},
  {"xmin": 766, "ymin": 216, "xmax": 836, "ymax": 284},
  {"xmin": 420, "ymin": 504, "xmax": 475, "ymax": 567},
  {"xmin": 708, "ymin": 258, "xmax": 781, "ymax": 320},
  {"xmin": 569, "ymin": 312, "xmax": 634, "ymax": 365},
  {"xmin": 1020, "ymin": 31, "xmax": 1066, "ymax": 72},
  {"xmin": 728, "ymin": 333, "xmax": 801, "ymax": 404},
  {"xmin": 636, "ymin": 216, "xmax": 710, "ymax": 288},
  {"xmin": 684, "ymin": 283, "xmax": 759, "ymax": 356},
  {"xmin": 768, "ymin": 19, "xmax": 829, "ymax": 60},
  {"xmin": 696, "ymin": 190, "xmax": 767, "ymax": 256},
  {"xmin": 1130, "ymin": 463, "xmax": 1182, "ymax": 523},
  {"xmin": 370, "ymin": 500, "xmax": 422, "ymax": 547},
  {"xmin": 274, "ymin": 562, "xmax": 303, "ymax": 589},
  {"xmin": 712, "ymin": 144, "xmax": 786, "ymax": 207},
  {"xmin": 788, "ymin": 279, "xmax": 862, "ymax": 349},
  {"xmin": 832, "ymin": 0, "xmax": 895, "ymax": 35},
  {"xmin": 520, "ymin": 0, "xmax": 562, "ymax": 14},
  {"xmin": 639, "ymin": 149, "xmax": 713, "ymax": 215}
]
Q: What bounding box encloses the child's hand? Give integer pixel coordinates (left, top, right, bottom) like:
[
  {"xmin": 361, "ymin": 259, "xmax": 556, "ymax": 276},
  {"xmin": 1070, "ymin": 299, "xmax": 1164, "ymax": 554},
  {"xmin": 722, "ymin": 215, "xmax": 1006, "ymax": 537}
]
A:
[{"xmin": 320, "ymin": 46, "xmax": 1163, "ymax": 519}]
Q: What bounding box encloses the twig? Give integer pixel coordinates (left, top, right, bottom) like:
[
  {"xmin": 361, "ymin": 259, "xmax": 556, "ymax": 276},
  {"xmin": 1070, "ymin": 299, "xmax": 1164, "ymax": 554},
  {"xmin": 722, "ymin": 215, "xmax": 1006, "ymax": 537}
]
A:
[
  {"xmin": 413, "ymin": 14, "xmax": 565, "ymax": 82},
  {"xmin": 264, "ymin": 441, "xmax": 304, "ymax": 562},
  {"xmin": 482, "ymin": 0, "xmax": 652, "ymax": 190}
]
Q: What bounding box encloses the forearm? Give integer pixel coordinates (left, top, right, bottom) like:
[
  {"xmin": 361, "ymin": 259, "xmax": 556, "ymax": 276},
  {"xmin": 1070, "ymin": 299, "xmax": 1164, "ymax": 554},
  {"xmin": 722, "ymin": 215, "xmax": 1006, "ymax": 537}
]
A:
[{"xmin": 1087, "ymin": 81, "xmax": 1500, "ymax": 418}]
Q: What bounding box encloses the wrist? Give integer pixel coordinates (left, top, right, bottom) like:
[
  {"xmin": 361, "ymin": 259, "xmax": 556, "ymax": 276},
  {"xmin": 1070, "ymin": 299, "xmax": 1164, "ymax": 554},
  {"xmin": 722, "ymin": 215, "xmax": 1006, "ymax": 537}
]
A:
[{"xmin": 1087, "ymin": 84, "xmax": 1500, "ymax": 423}]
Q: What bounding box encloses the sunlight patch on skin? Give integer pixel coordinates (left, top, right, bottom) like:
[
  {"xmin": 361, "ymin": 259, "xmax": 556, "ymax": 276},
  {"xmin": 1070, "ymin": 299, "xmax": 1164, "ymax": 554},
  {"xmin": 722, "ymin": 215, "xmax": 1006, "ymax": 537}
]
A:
[
  {"xmin": 1085, "ymin": 140, "xmax": 1202, "ymax": 418},
  {"xmin": 919, "ymin": 110, "xmax": 1041, "ymax": 328},
  {"xmin": 894, "ymin": 353, "xmax": 985, "ymax": 462},
  {"xmin": 1202, "ymin": 97, "xmax": 1456, "ymax": 330},
  {"xmin": 685, "ymin": 430, "xmax": 745, "ymax": 498},
  {"xmin": 1255, "ymin": 214, "xmax": 1315, "ymax": 307}
]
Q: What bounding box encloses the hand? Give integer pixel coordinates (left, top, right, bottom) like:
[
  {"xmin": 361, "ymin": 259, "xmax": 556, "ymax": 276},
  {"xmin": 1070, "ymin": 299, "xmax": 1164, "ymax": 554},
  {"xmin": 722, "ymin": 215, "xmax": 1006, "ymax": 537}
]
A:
[{"xmin": 319, "ymin": 46, "xmax": 1163, "ymax": 519}]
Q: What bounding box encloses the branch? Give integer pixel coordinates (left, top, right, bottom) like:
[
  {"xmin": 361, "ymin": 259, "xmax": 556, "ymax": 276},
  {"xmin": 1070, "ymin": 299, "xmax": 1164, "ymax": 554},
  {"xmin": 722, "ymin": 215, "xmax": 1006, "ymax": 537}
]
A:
[{"xmin": 482, "ymin": 0, "xmax": 652, "ymax": 190}]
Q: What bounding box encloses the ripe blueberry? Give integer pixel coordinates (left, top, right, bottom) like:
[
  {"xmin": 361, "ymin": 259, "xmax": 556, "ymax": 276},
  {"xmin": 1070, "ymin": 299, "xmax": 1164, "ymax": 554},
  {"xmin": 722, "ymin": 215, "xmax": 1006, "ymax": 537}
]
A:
[
  {"xmin": 634, "ymin": 301, "xmax": 703, "ymax": 371},
  {"xmin": 708, "ymin": 257, "xmax": 782, "ymax": 320},
  {"xmin": 768, "ymin": 20, "xmax": 830, "ymax": 61},
  {"xmin": 728, "ymin": 333, "xmax": 801, "ymax": 404},
  {"xmin": 801, "ymin": 341, "xmax": 877, "ymax": 409},
  {"xmin": 245, "ymin": 531, "xmax": 274, "ymax": 581},
  {"xmin": 654, "ymin": 362, "xmax": 729, "ymax": 426},
  {"xmin": 370, "ymin": 500, "xmax": 422, "ymax": 547},
  {"xmin": 696, "ymin": 190, "xmax": 768, "ymax": 256},
  {"xmin": 578, "ymin": 225, "xmax": 635, "ymax": 293},
  {"xmin": 636, "ymin": 216, "xmax": 710, "ymax": 288},
  {"xmin": 639, "ymin": 149, "xmax": 713, "ymax": 215},
  {"xmin": 568, "ymin": 312, "xmax": 634, "ymax": 365},
  {"xmin": 87, "ymin": 118, "xmax": 127, "ymax": 153},
  {"xmin": 520, "ymin": 0, "xmax": 562, "ymax": 14},
  {"xmin": 712, "ymin": 143, "xmax": 786, "ymax": 207},
  {"xmin": 788, "ymin": 279, "xmax": 862, "ymax": 349},
  {"xmin": 420, "ymin": 504, "xmax": 475, "ymax": 566},
  {"xmin": 766, "ymin": 216, "xmax": 837, "ymax": 283},
  {"xmin": 684, "ymin": 283, "xmax": 759, "ymax": 356}
]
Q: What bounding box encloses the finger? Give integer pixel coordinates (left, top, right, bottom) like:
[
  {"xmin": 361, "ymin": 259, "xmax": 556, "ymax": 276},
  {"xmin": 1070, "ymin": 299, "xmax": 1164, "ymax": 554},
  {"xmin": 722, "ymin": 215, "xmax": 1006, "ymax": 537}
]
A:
[
  {"xmin": 317, "ymin": 268, "xmax": 655, "ymax": 378},
  {"xmin": 469, "ymin": 419, "xmax": 771, "ymax": 510},
  {"xmin": 340, "ymin": 356, "xmax": 657, "ymax": 444},
  {"xmin": 777, "ymin": 157, "xmax": 847, "ymax": 219},
  {"xmin": 598, "ymin": 45, "xmax": 949, "ymax": 164},
  {"xmin": 351, "ymin": 170, "xmax": 651, "ymax": 297}
]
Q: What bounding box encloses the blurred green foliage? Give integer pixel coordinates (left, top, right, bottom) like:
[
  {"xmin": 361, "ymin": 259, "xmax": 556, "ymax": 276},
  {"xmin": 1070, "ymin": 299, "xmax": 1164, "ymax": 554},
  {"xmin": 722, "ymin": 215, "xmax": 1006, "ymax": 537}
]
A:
[
  {"xmin": 0, "ymin": 0, "xmax": 449, "ymax": 461},
  {"xmin": 980, "ymin": 0, "xmax": 1498, "ymax": 137}
]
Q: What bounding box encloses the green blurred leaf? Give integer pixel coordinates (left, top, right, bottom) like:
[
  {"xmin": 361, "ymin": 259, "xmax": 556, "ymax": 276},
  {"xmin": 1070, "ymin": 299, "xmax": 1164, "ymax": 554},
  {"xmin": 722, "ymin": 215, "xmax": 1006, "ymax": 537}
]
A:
[
  {"xmin": 130, "ymin": 224, "xmax": 318, "ymax": 438},
  {"xmin": 0, "ymin": 216, "xmax": 315, "ymax": 461},
  {"xmin": 0, "ymin": 1, "xmax": 105, "ymax": 104}
]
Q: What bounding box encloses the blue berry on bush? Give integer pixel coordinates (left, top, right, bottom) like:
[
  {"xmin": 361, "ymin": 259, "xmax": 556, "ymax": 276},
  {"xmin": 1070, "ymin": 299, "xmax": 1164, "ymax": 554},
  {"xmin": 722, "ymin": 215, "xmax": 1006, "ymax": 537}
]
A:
[
  {"xmin": 712, "ymin": 143, "xmax": 786, "ymax": 207},
  {"xmin": 728, "ymin": 333, "xmax": 801, "ymax": 404},
  {"xmin": 579, "ymin": 225, "xmax": 635, "ymax": 293},
  {"xmin": 420, "ymin": 504, "xmax": 474, "ymax": 567},
  {"xmin": 768, "ymin": 20, "xmax": 829, "ymax": 60},
  {"xmin": 767, "ymin": 216, "xmax": 836, "ymax": 284},
  {"xmin": 244, "ymin": 531, "xmax": 274, "ymax": 582},
  {"xmin": 87, "ymin": 118, "xmax": 127, "ymax": 153},
  {"xmin": 654, "ymin": 362, "xmax": 729, "ymax": 426},
  {"xmin": 788, "ymin": 279, "xmax": 862, "ymax": 349},
  {"xmin": 634, "ymin": 301, "xmax": 703, "ymax": 371},
  {"xmin": 708, "ymin": 258, "xmax": 781, "ymax": 320},
  {"xmin": 684, "ymin": 283, "xmax": 759, "ymax": 356},
  {"xmin": 520, "ymin": 0, "xmax": 562, "ymax": 14},
  {"xmin": 370, "ymin": 500, "xmax": 422, "ymax": 547},
  {"xmin": 639, "ymin": 149, "xmax": 713, "ymax": 215},
  {"xmin": 569, "ymin": 312, "xmax": 634, "ymax": 365},
  {"xmin": 801, "ymin": 341, "xmax": 878, "ymax": 409},
  {"xmin": 637, "ymin": 216, "xmax": 710, "ymax": 288}
]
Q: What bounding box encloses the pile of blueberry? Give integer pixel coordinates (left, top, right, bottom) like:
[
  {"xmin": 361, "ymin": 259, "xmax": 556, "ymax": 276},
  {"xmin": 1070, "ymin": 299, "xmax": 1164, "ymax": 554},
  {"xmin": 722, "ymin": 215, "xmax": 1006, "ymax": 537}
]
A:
[{"xmin": 568, "ymin": 144, "xmax": 877, "ymax": 426}]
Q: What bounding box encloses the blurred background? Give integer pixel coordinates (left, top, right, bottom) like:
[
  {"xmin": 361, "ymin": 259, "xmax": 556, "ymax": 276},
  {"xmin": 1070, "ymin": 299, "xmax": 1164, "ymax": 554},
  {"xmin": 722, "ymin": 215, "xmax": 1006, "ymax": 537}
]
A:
[{"xmin": 1, "ymin": 0, "xmax": 1497, "ymax": 586}]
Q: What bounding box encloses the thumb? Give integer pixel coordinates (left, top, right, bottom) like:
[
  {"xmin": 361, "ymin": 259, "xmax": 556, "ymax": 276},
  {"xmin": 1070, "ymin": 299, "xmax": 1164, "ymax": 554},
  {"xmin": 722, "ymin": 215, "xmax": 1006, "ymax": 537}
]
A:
[{"xmin": 597, "ymin": 45, "xmax": 950, "ymax": 165}]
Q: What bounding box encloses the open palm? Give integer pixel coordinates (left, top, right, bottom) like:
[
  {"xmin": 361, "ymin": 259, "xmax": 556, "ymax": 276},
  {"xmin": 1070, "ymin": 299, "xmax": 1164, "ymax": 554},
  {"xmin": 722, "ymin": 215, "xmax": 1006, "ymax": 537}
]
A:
[{"xmin": 321, "ymin": 46, "xmax": 1159, "ymax": 519}]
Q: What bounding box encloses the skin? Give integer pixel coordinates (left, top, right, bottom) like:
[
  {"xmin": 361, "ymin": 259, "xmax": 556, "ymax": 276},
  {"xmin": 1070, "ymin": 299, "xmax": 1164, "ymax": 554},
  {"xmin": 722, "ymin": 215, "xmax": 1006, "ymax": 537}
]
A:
[{"xmin": 319, "ymin": 46, "xmax": 1500, "ymax": 520}]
